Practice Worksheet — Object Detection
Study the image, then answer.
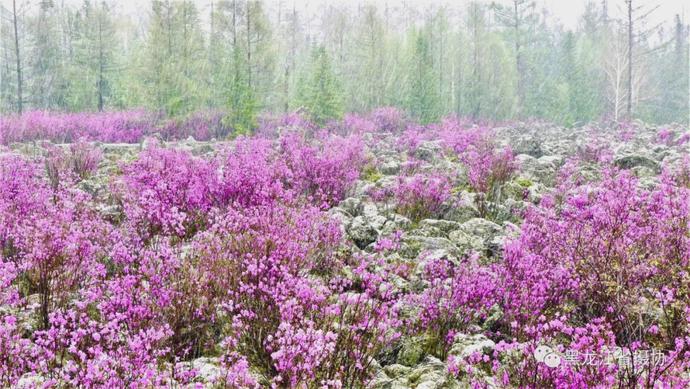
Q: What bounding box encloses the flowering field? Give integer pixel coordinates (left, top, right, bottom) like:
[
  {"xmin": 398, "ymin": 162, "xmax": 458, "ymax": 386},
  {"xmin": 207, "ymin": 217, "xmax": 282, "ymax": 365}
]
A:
[{"xmin": 1, "ymin": 108, "xmax": 690, "ymax": 388}]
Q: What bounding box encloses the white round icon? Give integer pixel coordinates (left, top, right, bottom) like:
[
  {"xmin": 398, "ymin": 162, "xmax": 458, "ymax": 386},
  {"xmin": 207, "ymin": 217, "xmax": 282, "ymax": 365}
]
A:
[
  {"xmin": 533, "ymin": 345, "xmax": 562, "ymax": 368},
  {"xmin": 544, "ymin": 352, "xmax": 562, "ymax": 367},
  {"xmin": 534, "ymin": 345, "xmax": 552, "ymax": 362}
]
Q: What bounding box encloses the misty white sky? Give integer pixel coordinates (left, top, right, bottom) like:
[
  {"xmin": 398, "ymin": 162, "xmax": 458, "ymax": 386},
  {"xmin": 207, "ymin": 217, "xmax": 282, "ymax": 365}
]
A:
[{"xmin": 57, "ymin": 0, "xmax": 690, "ymax": 32}]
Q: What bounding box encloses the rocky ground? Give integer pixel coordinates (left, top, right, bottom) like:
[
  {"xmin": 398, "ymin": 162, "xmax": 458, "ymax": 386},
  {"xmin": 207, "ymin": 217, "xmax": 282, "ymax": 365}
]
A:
[{"xmin": 3, "ymin": 119, "xmax": 690, "ymax": 388}]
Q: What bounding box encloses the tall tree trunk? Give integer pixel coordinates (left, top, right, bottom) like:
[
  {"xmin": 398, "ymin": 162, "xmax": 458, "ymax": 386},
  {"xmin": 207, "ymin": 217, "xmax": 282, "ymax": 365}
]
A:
[
  {"xmin": 472, "ymin": 6, "xmax": 480, "ymax": 119},
  {"xmin": 284, "ymin": 64, "xmax": 289, "ymax": 112},
  {"xmin": 246, "ymin": 2, "xmax": 252, "ymax": 89},
  {"xmin": 514, "ymin": 0, "xmax": 522, "ymax": 116},
  {"xmin": 98, "ymin": 11, "xmax": 104, "ymax": 112},
  {"xmin": 12, "ymin": 0, "xmax": 23, "ymax": 114},
  {"xmin": 166, "ymin": 0, "xmax": 173, "ymax": 57},
  {"xmin": 232, "ymin": 0, "xmax": 237, "ymax": 49},
  {"xmin": 626, "ymin": 0, "xmax": 633, "ymax": 120}
]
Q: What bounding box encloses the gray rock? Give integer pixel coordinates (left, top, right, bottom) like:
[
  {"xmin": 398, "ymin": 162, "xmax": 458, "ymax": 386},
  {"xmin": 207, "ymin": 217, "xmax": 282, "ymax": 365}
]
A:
[
  {"xmin": 448, "ymin": 333, "xmax": 496, "ymax": 359},
  {"xmin": 380, "ymin": 214, "xmax": 412, "ymax": 235},
  {"xmin": 442, "ymin": 192, "xmax": 480, "ymax": 223},
  {"xmin": 370, "ymin": 215, "xmax": 389, "ymax": 231},
  {"xmin": 17, "ymin": 373, "xmax": 45, "ymax": 388},
  {"xmin": 418, "ymin": 219, "xmax": 462, "ymax": 234},
  {"xmin": 140, "ymin": 135, "xmax": 163, "ymax": 150},
  {"xmin": 407, "ymin": 356, "xmax": 449, "ymax": 388},
  {"xmin": 96, "ymin": 204, "xmax": 123, "ymax": 222},
  {"xmin": 414, "ymin": 141, "xmax": 442, "ymax": 162},
  {"xmin": 513, "ymin": 138, "xmax": 543, "ymax": 158},
  {"xmin": 190, "ymin": 357, "xmax": 222, "ymax": 383},
  {"xmin": 339, "ymin": 197, "xmax": 361, "ymax": 216},
  {"xmin": 532, "ymin": 155, "xmax": 564, "ymax": 183},
  {"xmin": 460, "ymin": 218, "xmax": 502, "ymax": 239},
  {"xmin": 328, "ymin": 208, "xmax": 352, "ymax": 234},
  {"xmin": 397, "ymin": 337, "xmax": 426, "ymax": 366},
  {"xmin": 400, "ymin": 236, "xmax": 460, "ymax": 259},
  {"xmin": 445, "ymin": 218, "xmax": 503, "ymax": 255},
  {"xmin": 101, "ymin": 143, "xmax": 138, "ymax": 156},
  {"xmin": 413, "ymin": 224, "xmax": 446, "ymax": 238},
  {"xmin": 537, "ymin": 155, "xmax": 564, "ymax": 168},
  {"xmin": 367, "ymin": 375, "xmax": 410, "ymax": 389},
  {"xmin": 384, "ymin": 364, "xmax": 413, "ymax": 379},
  {"xmin": 448, "ymin": 230, "xmax": 485, "ymax": 253},
  {"xmin": 353, "ymin": 180, "xmax": 377, "ymax": 198},
  {"xmin": 614, "ymin": 154, "xmax": 660, "ymax": 172},
  {"xmin": 348, "ymin": 216, "xmax": 379, "ymax": 249},
  {"xmin": 381, "ymin": 160, "xmax": 402, "ymax": 175},
  {"xmin": 631, "ymin": 165, "xmax": 658, "ymax": 179},
  {"xmin": 361, "ymin": 201, "xmax": 380, "ymax": 219}
]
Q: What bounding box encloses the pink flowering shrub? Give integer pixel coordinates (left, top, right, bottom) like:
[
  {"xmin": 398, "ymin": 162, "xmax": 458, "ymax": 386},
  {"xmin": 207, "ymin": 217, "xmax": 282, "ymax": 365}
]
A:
[
  {"xmin": 462, "ymin": 143, "xmax": 517, "ymax": 218},
  {"xmin": 186, "ymin": 204, "xmax": 401, "ymax": 386},
  {"xmin": 256, "ymin": 112, "xmax": 317, "ymax": 138},
  {"xmin": 33, "ymin": 307, "xmax": 173, "ymax": 387},
  {"xmin": 499, "ymin": 169, "xmax": 690, "ymax": 336},
  {"xmin": 327, "ymin": 113, "xmax": 377, "ymax": 135},
  {"xmin": 65, "ymin": 139, "xmax": 102, "ymax": 179},
  {"xmin": 0, "ymin": 110, "xmax": 158, "ymax": 144},
  {"xmin": 280, "ymin": 132, "xmax": 366, "ymax": 208},
  {"xmin": 617, "ymin": 122, "xmax": 637, "ymax": 142},
  {"xmin": 0, "ymin": 110, "xmax": 245, "ymax": 144},
  {"xmin": 369, "ymin": 107, "xmax": 407, "ymax": 133},
  {"xmin": 160, "ymin": 110, "xmax": 231, "ymax": 141},
  {"xmin": 14, "ymin": 190, "xmax": 111, "ymax": 329},
  {"xmin": 119, "ymin": 146, "xmax": 219, "ymax": 239},
  {"xmin": 43, "ymin": 139, "xmax": 102, "ymax": 189},
  {"xmin": 394, "ymin": 173, "xmax": 451, "ymax": 221},
  {"xmin": 657, "ymin": 127, "xmax": 674, "ymax": 145},
  {"xmin": 427, "ymin": 121, "xmax": 518, "ymax": 218},
  {"xmin": 479, "ymin": 167, "xmax": 690, "ymax": 387},
  {"xmin": 0, "ymin": 316, "xmax": 40, "ymax": 386},
  {"xmin": 575, "ymin": 140, "xmax": 613, "ymax": 164},
  {"xmin": 1, "ymin": 155, "xmax": 111, "ymax": 329},
  {"xmin": 677, "ymin": 132, "xmax": 690, "ymax": 145},
  {"xmin": 0, "ymin": 155, "xmax": 49, "ymax": 253},
  {"xmin": 217, "ymin": 137, "xmax": 291, "ymax": 207},
  {"xmin": 448, "ymin": 319, "xmax": 622, "ymax": 388},
  {"xmin": 5, "ymin": 110, "xmax": 690, "ymax": 387},
  {"xmin": 436, "ymin": 118, "xmax": 488, "ymax": 155},
  {"xmin": 395, "ymin": 126, "xmax": 429, "ymax": 154},
  {"xmin": 412, "ymin": 254, "xmax": 497, "ymax": 358}
]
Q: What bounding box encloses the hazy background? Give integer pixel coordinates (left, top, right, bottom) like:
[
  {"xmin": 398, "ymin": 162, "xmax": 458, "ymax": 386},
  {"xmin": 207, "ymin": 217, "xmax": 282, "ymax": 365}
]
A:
[
  {"xmin": 103, "ymin": 0, "xmax": 688, "ymax": 30},
  {"xmin": 1, "ymin": 0, "xmax": 689, "ymax": 126}
]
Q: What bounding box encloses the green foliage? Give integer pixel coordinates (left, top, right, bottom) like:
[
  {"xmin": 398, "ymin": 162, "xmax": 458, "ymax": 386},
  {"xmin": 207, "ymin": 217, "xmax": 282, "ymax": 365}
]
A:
[
  {"xmin": 515, "ymin": 177, "xmax": 533, "ymax": 188},
  {"xmin": 223, "ymin": 52, "xmax": 257, "ymax": 137},
  {"xmin": 361, "ymin": 164, "xmax": 382, "ymax": 183},
  {"xmin": 1, "ymin": 0, "xmax": 688, "ymax": 126},
  {"xmin": 134, "ymin": 0, "xmax": 207, "ymax": 116},
  {"xmin": 297, "ymin": 46, "xmax": 344, "ymax": 125},
  {"xmin": 457, "ymin": 3, "xmax": 517, "ymax": 120},
  {"xmin": 406, "ymin": 29, "xmax": 441, "ymax": 124}
]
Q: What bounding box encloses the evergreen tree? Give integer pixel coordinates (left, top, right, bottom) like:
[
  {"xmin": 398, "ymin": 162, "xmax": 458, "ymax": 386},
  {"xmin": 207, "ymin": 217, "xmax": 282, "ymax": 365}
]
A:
[
  {"xmin": 224, "ymin": 48, "xmax": 257, "ymax": 136},
  {"xmin": 27, "ymin": 0, "xmax": 68, "ymax": 109},
  {"xmin": 406, "ymin": 28, "xmax": 440, "ymax": 124},
  {"xmin": 136, "ymin": 0, "xmax": 205, "ymax": 116},
  {"xmin": 66, "ymin": 0, "xmax": 117, "ymax": 111},
  {"xmin": 297, "ymin": 45, "xmax": 343, "ymax": 125}
]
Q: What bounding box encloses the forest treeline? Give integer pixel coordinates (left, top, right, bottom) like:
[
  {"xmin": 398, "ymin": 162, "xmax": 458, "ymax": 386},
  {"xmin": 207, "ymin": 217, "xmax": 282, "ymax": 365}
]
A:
[{"xmin": 1, "ymin": 0, "xmax": 688, "ymax": 127}]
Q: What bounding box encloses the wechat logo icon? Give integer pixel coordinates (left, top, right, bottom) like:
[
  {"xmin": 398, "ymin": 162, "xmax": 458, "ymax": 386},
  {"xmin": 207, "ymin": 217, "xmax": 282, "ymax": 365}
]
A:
[{"xmin": 534, "ymin": 345, "xmax": 561, "ymax": 368}]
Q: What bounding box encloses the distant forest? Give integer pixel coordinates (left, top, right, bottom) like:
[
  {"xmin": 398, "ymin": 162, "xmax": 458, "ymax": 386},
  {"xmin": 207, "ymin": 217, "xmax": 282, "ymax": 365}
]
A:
[{"xmin": 1, "ymin": 0, "xmax": 689, "ymax": 126}]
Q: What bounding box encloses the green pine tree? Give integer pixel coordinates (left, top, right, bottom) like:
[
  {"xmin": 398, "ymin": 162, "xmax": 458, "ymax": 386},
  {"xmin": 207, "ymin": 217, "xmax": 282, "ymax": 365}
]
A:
[
  {"xmin": 224, "ymin": 49, "xmax": 257, "ymax": 136},
  {"xmin": 297, "ymin": 46, "xmax": 343, "ymax": 125},
  {"xmin": 407, "ymin": 29, "xmax": 440, "ymax": 124}
]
